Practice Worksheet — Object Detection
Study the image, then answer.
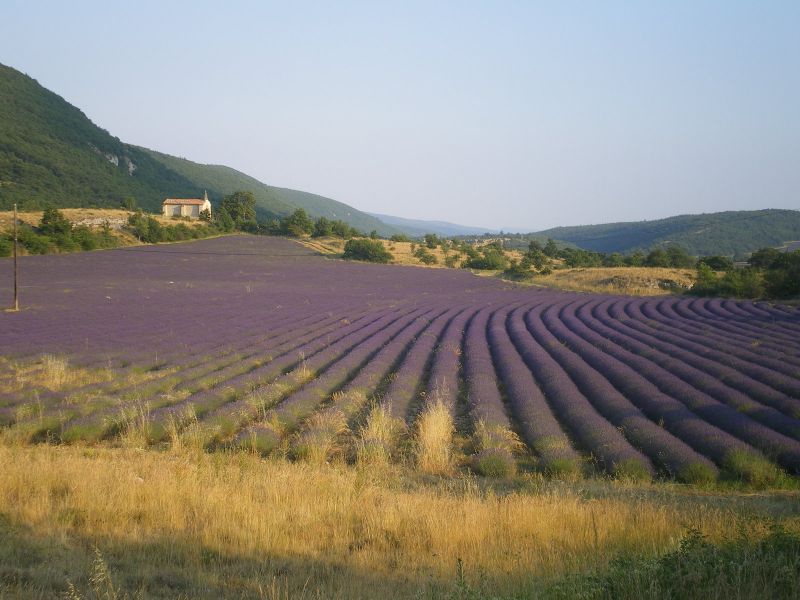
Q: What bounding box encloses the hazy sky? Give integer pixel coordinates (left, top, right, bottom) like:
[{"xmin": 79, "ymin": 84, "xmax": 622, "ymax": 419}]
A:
[{"xmin": 2, "ymin": 1, "xmax": 799, "ymax": 230}]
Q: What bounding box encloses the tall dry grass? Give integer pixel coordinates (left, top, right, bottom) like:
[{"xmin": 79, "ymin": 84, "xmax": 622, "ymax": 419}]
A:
[
  {"xmin": 414, "ymin": 399, "xmax": 454, "ymax": 475},
  {"xmin": 0, "ymin": 445, "xmax": 796, "ymax": 598}
]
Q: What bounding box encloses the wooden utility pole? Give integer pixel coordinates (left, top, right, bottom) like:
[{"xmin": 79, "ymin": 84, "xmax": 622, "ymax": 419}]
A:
[{"xmin": 12, "ymin": 203, "xmax": 19, "ymax": 311}]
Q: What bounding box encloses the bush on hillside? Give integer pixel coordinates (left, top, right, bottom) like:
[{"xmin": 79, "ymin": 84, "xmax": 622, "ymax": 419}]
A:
[{"xmin": 342, "ymin": 239, "xmax": 392, "ymax": 263}]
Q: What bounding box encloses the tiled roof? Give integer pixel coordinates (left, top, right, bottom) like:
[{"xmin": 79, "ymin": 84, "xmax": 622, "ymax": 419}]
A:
[{"xmin": 163, "ymin": 198, "xmax": 206, "ymax": 205}]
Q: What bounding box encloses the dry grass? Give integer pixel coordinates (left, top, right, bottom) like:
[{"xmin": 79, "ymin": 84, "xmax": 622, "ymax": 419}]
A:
[
  {"xmin": 415, "ymin": 399, "xmax": 455, "ymax": 475},
  {"xmin": 534, "ymin": 267, "xmax": 696, "ymax": 296},
  {"xmin": 0, "ymin": 355, "xmax": 113, "ymax": 395},
  {"xmin": 355, "ymin": 403, "xmax": 403, "ymax": 466},
  {"xmin": 0, "ymin": 444, "xmax": 797, "ymax": 598}
]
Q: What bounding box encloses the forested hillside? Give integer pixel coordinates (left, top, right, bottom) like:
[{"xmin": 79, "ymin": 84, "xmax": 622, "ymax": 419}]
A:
[{"xmin": 536, "ymin": 210, "xmax": 800, "ymax": 258}]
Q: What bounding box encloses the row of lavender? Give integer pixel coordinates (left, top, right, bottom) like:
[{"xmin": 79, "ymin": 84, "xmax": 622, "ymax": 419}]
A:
[{"xmin": 2, "ymin": 237, "xmax": 799, "ymax": 483}]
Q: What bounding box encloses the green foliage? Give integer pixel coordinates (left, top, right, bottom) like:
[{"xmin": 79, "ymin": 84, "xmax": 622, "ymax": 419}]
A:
[
  {"xmin": 369, "ymin": 230, "xmax": 379, "ymax": 240},
  {"xmin": 551, "ymin": 526, "xmax": 800, "ymax": 600},
  {"xmin": 331, "ymin": 219, "xmax": 358, "ymax": 239},
  {"xmin": 692, "ymin": 247, "xmax": 799, "ymax": 300},
  {"xmin": 763, "ymin": 250, "xmax": 800, "ymax": 299},
  {"xmin": 342, "ymin": 239, "xmax": 392, "ymax": 263},
  {"xmin": 463, "ymin": 247, "xmax": 508, "ymax": 270},
  {"xmin": 280, "ymin": 208, "xmax": 314, "ymax": 237},
  {"xmin": 413, "ymin": 246, "xmax": 437, "ymax": 265},
  {"xmin": 198, "ymin": 208, "xmax": 211, "ymax": 222},
  {"xmin": 221, "ymin": 191, "xmax": 256, "ymax": 225},
  {"xmin": 502, "ymin": 260, "xmax": 532, "ymax": 280},
  {"xmin": 39, "ymin": 207, "xmax": 72, "ymax": 237},
  {"xmin": 444, "ymin": 254, "xmax": 459, "ymax": 268},
  {"xmin": 390, "ymin": 233, "xmax": 410, "ymax": 242},
  {"xmin": 213, "ymin": 207, "xmax": 235, "ymax": 232},
  {"xmin": 312, "ymin": 217, "xmax": 333, "ymax": 237},
  {"xmin": 543, "ymin": 238, "xmax": 559, "ymax": 257},
  {"xmin": 698, "ymin": 255, "xmax": 734, "ymax": 271},
  {"xmin": 126, "ymin": 212, "xmax": 216, "ymax": 244},
  {"xmin": 749, "ymin": 246, "xmax": 782, "ymax": 269},
  {"xmin": 691, "ymin": 264, "xmax": 764, "ymax": 298},
  {"xmin": 120, "ymin": 197, "xmax": 137, "ymax": 211},
  {"xmin": 424, "ymin": 233, "xmax": 440, "ymax": 249}
]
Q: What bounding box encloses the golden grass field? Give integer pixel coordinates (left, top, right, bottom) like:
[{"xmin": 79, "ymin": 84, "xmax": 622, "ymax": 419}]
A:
[
  {"xmin": 1, "ymin": 442, "xmax": 798, "ymax": 599},
  {"xmin": 533, "ymin": 267, "xmax": 696, "ymax": 296}
]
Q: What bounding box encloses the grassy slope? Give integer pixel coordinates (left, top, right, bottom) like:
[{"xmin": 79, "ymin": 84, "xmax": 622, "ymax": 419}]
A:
[{"xmin": 536, "ymin": 209, "xmax": 800, "ymax": 257}]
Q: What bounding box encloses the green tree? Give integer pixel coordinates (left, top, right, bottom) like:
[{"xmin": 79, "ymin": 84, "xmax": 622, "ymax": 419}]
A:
[
  {"xmin": 313, "ymin": 217, "xmax": 333, "ymax": 237},
  {"xmin": 213, "ymin": 207, "xmax": 235, "ymax": 232},
  {"xmin": 749, "ymin": 247, "xmax": 781, "ymax": 269},
  {"xmin": 424, "ymin": 233, "xmax": 440, "ymax": 249},
  {"xmin": 543, "ymin": 238, "xmax": 559, "ymax": 257},
  {"xmin": 645, "ymin": 248, "xmax": 670, "ymax": 267},
  {"xmin": 282, "ymin": 209, "xmax": 314, "ymax": 237},
  {"xmin": 764, "ymin": 251, "xmax": 800, "ymax": 299},
  {"xmin": 221, "ymin": 191, "xmax": 256, "ymax": 225},
  {"xmin": 39, "ymin": 207, "xmax": 72, "ymax": 237},
  {"xmin": 698, "ymin": 255, "xmax": 734, "ymax": 271},
  {"xmin": 342, "ymin": 238, "xmax": 392, "ymax": 263}
]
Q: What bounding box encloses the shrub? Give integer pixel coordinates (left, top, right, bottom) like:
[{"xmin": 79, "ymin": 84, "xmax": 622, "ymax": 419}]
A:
[
  {"xmin": 342, "ymin": 238, "xmax": 392, "ymax": 263},
  {"xmin": 463, "ymin": 248, "xmax": 508, "ymax": 270}
]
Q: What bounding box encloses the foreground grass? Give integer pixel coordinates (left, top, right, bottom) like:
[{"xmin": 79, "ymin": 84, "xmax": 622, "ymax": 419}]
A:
[{"xmin": 0, "ymin": 445, "xmax": 798, "ymax": 599}]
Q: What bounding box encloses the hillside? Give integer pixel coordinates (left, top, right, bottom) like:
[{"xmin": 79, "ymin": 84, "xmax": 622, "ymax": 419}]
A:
[
  {"xmin": 0, "ymin": 63, "xmax": 397, "ymax": 235},
  {"xmin": 140, "ymin": 150, "xmax": 399, "ymax": 235},
  {"xmin": 536, "ymin": 209, "xmax": 800, "ymax": 258},
  {"xmin": 368, "ymin": 212, "xmax": 496, "ymax": 237}
]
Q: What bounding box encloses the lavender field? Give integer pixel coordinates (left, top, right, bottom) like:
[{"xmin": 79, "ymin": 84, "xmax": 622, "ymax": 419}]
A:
[{"xmin": 2, "ymin": 235, "xmax": 799, "ymax": 484}]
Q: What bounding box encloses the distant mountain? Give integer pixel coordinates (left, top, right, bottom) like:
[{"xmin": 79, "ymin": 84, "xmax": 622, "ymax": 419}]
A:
[
  {"xmin": 535, "ymin": 209, "xmax": 800, "ymax": 258},
  {"xmin": 369, "ymin": 212, "xmax": 496, "ymax": 237},
  {"xmin": 0, "ymin": 63, "xmax": 399, "ymax": 236}
]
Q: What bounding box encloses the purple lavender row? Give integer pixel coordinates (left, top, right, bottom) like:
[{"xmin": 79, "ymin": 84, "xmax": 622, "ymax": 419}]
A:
[
  {"xmin": 180, "ymin": 309, "xmax": 419, "ymax": 446},
  {"xmin": 239, "ymin": 306, "xmax": 435, "ymax": 454},
  {"xmin": 733, "ymin": 299, "xmax": 800, "ymax": 331},
  {"xmin": 56, "ymin": 309, "xmax": 384, "ymax": 443},
  {"xmin": 487, "ymin": 304, "xmax": 583, "ymax": 474},
  {"xmin": 682, "ymin": 298, "xmax": 800, "ymax": 362},
  {"xmin": 383, "ymin": 307, "xmax": 465, "ymax": 422},
  {"xmin": 607, "ymin": 300, "xmax": 800, "ymax": 420},
  {"xmin": 12, "ymin": 309, "xmax": 344, "ymax": 423},
  {"xmin": 584, "ymin": 299, "xmax": 800, "ymax": 441},
  {"xmin": 507, "ymin": 305, "xmax": 656, "ymax": 479},
  {"xmin": 565, "ymin": 299, "xmax": 800, "ymax": 474},
  {"xmin": 21, "ymin": 306, "xmax": 364, "ymax": 430},
  {"xmin": 529, "ymin": 302, "xmax": 720, "ymax": 482},
  {"xmin": 462, "ymin": 306, "xmax": 517, "ymax": 450},
  {"xmin": 146, "ymin": 306, "xmax": 419, "ymax": 442},
  {"xmin": 658, "ymin": 300, "xmax": 800, "ymax": 369},
  {"xmin": 424, "ymin": 308, "xmax": 477, "ymax": 415},
  {"xmin": 631, "ymin": 301, "xmax": 800, "ymax": 401},
  {"xmin": 292, "ymin": 307, "xmax": 449, "ymax": 451}
]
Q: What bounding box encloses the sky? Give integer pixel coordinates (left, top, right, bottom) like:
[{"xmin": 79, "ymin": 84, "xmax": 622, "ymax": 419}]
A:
[{"xmin": 1, "ymin": 1, "xmax": 799, "ymax": 231}]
